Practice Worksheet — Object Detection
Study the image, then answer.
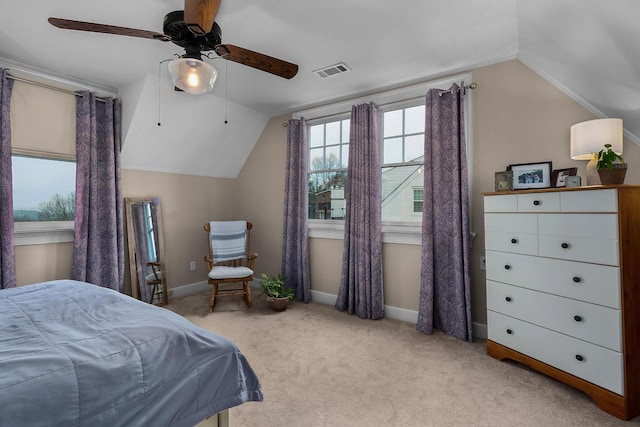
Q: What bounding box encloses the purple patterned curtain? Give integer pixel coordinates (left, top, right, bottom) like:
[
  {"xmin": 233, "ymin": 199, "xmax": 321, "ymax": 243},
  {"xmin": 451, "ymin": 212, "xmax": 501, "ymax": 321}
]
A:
[
  {"xmin": 281, "ymin": 118, "xmax": 311, "ymax": 302},
  {"xmin": 335, "ymin": 102, "xmax": 383, "ymax": 319},
  {"xmin": 0, "ymin": 69, "xmax": 16, "ymax": 289},
  {"xmin": 72, "ymin": 91, "xmax": 124, "ymax": 292},
  {"xmin": 417, "ymin": 84, "xmax": 473, "ymax": 341}
]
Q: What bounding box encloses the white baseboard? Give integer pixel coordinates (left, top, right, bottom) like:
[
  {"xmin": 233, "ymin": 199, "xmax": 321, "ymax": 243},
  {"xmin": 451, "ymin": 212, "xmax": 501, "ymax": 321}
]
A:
[
  {"xmin": 310, "ymin": 290, "xmax": 487, "ymax": 340},
  {"xmin": 172, "ymin": 286, "xmax": 487, "ymax": 340},
  {"xmin": 169, "ymin": 281, "xmax": 210, "ymax": 299}
]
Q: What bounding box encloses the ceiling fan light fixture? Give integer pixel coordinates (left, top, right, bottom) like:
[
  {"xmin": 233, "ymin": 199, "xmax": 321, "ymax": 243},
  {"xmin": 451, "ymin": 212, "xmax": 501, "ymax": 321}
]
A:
[{"xmin": 168, "ymin": 57, "xmax": 217, "ymax": 95}]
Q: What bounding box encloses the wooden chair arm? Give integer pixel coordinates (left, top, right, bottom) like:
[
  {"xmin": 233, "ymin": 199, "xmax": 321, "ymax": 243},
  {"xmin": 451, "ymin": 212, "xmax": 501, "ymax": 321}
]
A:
[
  {"xmin": 203, "ymin": 255, "xmax": 213, "ymax": 270},
  {"xmin": 247, "ymin": 253, "xmax": 258, "ymax": 270}
]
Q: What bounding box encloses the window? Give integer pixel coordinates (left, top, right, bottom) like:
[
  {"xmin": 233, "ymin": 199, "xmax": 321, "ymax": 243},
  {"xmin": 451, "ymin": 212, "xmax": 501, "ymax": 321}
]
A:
[
  {"xmin": 308, "ymin": 118, "xmax": 350, "ymax": 220},
  {"xmin": 12, "ymin": 154, "xmax": 76, "ymax": 245},
  {"xmin": 297, "ymin": 73, "xmax": 472, "ymax": 244},
  {"xmin": 381, "ymin": 104, "xmax": 425, "ymax": 222},
  {"xmin": 413, "ymin": 187, "xmax": 424, "ymax": 213}
]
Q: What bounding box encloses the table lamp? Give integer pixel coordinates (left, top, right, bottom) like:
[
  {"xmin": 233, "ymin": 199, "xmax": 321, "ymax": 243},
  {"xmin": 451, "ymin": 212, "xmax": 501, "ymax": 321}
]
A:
[{"xmin": 570, "ymin": 118, "xmax": 623, "ymax": 185}]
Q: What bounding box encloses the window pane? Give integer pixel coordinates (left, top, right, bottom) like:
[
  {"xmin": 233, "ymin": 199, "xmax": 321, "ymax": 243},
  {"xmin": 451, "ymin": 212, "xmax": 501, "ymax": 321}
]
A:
[
  {"xmin": 341, "ymin": 119, "xmax": 350, "ymax": 142},
  {"xmin": 309, "ymin": 125, "xmax": 324, "ymax": 148},
  {"xmin": 341, "ymin": 145, "xmax": 349, "ymax": 168},
  {"xmin": 383, "ymin": 110, "xmax": 403, "ymax": 137},
  {"xmin": 382, "ymin": 165, "xmax": 422, "ymax": 222},
  {"xmin": 383, "ymin": 137, "xmax": 403, "ymax": 164},
  {"xmin": 325, "ymin": 121, "xmax": 341, "ymax": 145},
  {"xmin": 405, "ymin": 135, "xmax": 423, "ymax": 162},
  {"xmin": 405, "ymin": 105, "xmax": 425, "ymax": 135},
  {"xmin": 308, "ymin": 171, "xmax": 347, "ymax": 220},
  {"xmin": 309, "ymin": 148, "xmax": 325, "ymax": 170},
  {"xmin": 325, "ymin": 146, "xmax": 340, "ymax": 167},
  {"xmin": 12, "ymin": 155, "xmax": 75, "ymax": 222}
]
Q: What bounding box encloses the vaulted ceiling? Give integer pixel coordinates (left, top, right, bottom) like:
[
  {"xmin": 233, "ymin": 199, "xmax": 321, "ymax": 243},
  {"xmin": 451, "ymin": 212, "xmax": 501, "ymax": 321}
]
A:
[{"xmin": 0, "ymin": 0, "xmax": 638, "ymax": 177}]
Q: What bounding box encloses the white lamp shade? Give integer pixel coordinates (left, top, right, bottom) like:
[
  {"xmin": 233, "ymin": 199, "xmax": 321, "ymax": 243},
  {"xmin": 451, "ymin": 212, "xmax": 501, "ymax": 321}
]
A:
[
  {"xmin": 168, "ymin": 58, "xmax": 217, "ymax": 95},
  {"xmin": 570, "ymin": 118, "xmax": 623, "ymax": 160}
]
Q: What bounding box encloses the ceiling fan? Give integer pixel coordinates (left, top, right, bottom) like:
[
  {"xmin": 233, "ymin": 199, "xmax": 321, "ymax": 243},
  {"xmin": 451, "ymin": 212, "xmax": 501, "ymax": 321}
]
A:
[{"xmin": 48, "ymin": 0, "xmax": 298, "ymax": 94}]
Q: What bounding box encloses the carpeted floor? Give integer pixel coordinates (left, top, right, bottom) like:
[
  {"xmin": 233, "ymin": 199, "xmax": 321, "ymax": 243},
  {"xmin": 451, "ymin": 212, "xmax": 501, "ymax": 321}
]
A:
[{"xmin": 166, "ymin": 290, "xmax": 640, "ymax": 427}]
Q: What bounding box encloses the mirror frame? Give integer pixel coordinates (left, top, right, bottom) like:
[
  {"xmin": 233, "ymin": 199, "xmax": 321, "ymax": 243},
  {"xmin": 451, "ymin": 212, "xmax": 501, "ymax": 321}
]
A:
[{"xmin": 125, "ymin": 197, "xmax": 168, "ymax": 306}]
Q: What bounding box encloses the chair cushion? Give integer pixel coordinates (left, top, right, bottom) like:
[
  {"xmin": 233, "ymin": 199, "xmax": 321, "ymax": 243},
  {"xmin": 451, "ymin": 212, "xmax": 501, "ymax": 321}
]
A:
[{"xmin": 208, "ymin": 266, "xmax": 254, "ymax": 280}]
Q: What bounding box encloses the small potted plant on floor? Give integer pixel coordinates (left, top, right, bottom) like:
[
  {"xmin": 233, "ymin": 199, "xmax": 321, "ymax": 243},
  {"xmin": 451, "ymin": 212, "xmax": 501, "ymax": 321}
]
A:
[
  {"xmin": 597, "ymin": 143, "xmax": 627, "ymax": 184},
  {"xmin": 260, "ymin": 273, "xmax": 294, "ymax": 311}
]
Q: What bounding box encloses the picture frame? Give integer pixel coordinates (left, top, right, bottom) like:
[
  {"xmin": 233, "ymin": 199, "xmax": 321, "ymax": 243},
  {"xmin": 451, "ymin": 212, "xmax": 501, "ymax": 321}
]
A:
[
  {"xmin": 508, "ymin": 161, "xmax": 552, "ymax": 190},
  {"xmin": 494, "ymin": 170, "xmax": 513, "ymax": 192},
  {"xmin": 551, "ymin": 167, "xmax": 578, "ymax": 188}
]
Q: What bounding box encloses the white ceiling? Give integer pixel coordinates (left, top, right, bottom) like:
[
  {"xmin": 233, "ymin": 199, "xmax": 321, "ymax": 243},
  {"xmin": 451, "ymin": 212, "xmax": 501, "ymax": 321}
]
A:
[{"xmin": 0, "ymin": 0, "xmax": 638, "ymax": 177}]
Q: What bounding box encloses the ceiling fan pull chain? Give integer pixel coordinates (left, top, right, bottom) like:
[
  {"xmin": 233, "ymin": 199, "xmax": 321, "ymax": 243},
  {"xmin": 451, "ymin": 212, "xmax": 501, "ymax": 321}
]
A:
[{"xmin": 224, "ymin": 59, "xmax": 228, "ymax": 124}]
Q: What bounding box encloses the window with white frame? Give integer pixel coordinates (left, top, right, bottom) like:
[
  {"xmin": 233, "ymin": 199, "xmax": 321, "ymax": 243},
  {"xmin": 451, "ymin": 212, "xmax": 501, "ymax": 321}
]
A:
[
  {"xmin": 298, "ymin": 73, "xmax": 473, "ymax": 242},
  {"xmin": 307, "ymin": 104, "xmax": 426, "ymax": 223},
  {"xmin": 308, "ymin": 118, "xmax": 350, "ymax": 220},
  {"xmin": 12, "ymin": 154, "xmax": 75, "ymax": 222},
  {"xmin": 381, "ymin": 103, "xmax": 425, "ymax": 222},
  {"xmin": 12, "ymin": 154, "xmax": 76, "ymax": 244}
]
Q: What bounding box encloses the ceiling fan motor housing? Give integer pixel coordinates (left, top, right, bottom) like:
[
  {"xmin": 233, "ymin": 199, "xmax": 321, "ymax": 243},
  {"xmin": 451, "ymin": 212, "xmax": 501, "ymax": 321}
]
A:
[{"xmin": 163, "ymin": 10, "xmax": 222, "ymax": 52}]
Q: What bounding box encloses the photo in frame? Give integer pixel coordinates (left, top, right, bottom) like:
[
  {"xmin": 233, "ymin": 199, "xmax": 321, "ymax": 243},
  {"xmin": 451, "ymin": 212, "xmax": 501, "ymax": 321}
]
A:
[
  {"xmin": 551, "ymin": 167, "xmax": 578, "ymax": 188},
  {"xmin": 508, "ymin": 161, "xmax": 552, "ymax": 190},
  {"xmin": 494, "ymin": 171, "xmax": 513, "ymax": 191}
]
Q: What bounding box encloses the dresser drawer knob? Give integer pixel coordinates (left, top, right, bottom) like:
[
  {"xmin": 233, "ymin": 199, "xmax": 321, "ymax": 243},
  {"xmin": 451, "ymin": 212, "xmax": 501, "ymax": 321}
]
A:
[
  {"xmin": 506, "ymin": 329, "xmax": 513, "ymax": 335},
  {"xmin": 510, "ymin": 238, "xmax": 518, "ymax": 244},
  {"xmin": 561, "ymin": 242, "xmax": 570, "ymax": 249},
  {"xmin": 533, "ymin": 200, "xmax": 541, "ymax": 206},
  {"xmin": 504, "ymin": 265, "xmax": 511, "ymax": 270},
  {"xmin": 572, "ymin": 276, "xmax": 581, "ymax": 283},
  {"xmin": 575, "ymin": 354, "xmax": 584, "ymax": 362},
  {"xmin": 505, "ymin": 297, "xmax": 512, "ymax": 302},
  {"xmin": 574, "ymin": 315, "xmax": 582, "ymax": 322}
]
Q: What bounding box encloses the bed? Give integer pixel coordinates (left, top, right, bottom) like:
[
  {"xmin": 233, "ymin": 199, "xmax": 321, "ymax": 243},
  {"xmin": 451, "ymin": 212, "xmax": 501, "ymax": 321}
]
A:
[{"xmin": 0, "ymin": 280, "xmax": 263, "ymax": 426}]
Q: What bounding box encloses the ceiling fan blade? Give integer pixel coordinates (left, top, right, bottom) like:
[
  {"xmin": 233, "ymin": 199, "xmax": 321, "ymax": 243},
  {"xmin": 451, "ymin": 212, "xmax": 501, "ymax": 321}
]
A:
[
  {"xmin": 48, "ymin": 17, "xmax": 171, "ymax": 41},
  {"xmin": 215, "ymin": 44, "xmax": 298, "ymax": 79},
  {"xmin": 184, "ymin": 0, "xmax": 221, "ymax": 35}
]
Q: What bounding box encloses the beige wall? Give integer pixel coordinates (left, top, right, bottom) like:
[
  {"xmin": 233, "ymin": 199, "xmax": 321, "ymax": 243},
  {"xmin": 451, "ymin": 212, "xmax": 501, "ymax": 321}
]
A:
[
  {"xmin": 234, "ymin": 114, "xmax": 289, "ymax": 278},
  {"xmin": 121, "ymin": 170, "xmax": 236, "ymax": 291},
  {"xmin": 16, "ymin": 59, "xmax": 640, "ymax": 325}
]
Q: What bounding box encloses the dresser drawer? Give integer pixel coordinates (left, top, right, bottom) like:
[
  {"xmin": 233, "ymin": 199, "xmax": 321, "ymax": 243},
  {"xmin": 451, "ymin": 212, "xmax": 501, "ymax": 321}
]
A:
[
  {"xmin": 538, "ymin": 214, "xmax": 619, "ymax": 265},
  {"xmin": 517, "ymin": 192, "xmax": 560, "ymax": 212},
  {"xmin": 485, "ymin": 213, "xmax": 537, "ymax": 233},
  {"xmin": 484, "ymin": 195, "xmax": 517, "ymax": 212},
  {"xmin": 487, "ymin": 311, "xmax": 623, "ymax": 394},
  {"xmin": 485, "ymin": 232, "xmax": 538, "ymax": 256},
  {"xmin": 561, "ymin": 189, "xmax": 617, "ymax": 212},
  {"xmin": 539, "ymin": 214, "xmax": 618, "ymax": 239},
  {"xmin": 485, "ymin": 251, "xmax": 620, "ymax": 309},
  {"xmin": 487, "ymin": 280, "xmax": 622, "ymax": 351}
]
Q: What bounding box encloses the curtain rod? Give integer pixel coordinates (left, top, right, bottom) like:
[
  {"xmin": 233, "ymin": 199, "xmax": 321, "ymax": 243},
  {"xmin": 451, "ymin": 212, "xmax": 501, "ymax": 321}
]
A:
[
  {"xmin": 438, "ymin": 81, "xmax": 477, "ymax": 97},
  {"xmin": 6, "ymin": 73, "xmax": 109, "ymax": 102},
  {"xmin": 283, "ymin": 81, "xmax": 478, "ymax": 127}
]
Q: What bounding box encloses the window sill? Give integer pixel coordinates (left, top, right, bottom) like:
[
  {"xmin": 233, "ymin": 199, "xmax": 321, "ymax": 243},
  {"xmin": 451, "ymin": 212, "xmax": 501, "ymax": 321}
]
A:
[
  {"xmin": 14, "ymin": 222, "xmax": 74, "ymax": 246},
  {"xmin": 308, "ymin": 220, "xmax": 421, "ymax": 245}
]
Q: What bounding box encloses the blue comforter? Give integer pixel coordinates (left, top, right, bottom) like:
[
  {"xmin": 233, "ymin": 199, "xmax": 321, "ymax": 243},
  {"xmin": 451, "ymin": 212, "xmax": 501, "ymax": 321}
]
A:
[{"xmin": 0, "ymin": 280, "xmax": 262, "ymax": 426}]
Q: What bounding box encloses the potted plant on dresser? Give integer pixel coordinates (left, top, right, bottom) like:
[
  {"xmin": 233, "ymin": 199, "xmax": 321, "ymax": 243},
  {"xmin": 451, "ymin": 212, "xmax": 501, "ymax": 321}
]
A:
[
  {"xmin": 597, "ymin": 143, "xmax": 627, "ymax": 184},
  {"xmin": 260, "ymin": 273, "xmax": 294, "ymax": 311}
]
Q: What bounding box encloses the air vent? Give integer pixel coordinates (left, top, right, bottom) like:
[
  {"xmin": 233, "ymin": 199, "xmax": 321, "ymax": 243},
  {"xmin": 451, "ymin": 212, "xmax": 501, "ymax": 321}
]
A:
[{"xmin": 313, "ymin": 62, "xmax": 351, "ymax": 79}]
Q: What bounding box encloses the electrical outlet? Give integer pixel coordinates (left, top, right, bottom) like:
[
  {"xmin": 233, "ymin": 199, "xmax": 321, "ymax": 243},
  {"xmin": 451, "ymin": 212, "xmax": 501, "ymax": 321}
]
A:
[
  {"xmin": 167, "ymin": 289, "xmax": 174, "ymax": 297},
  {"xmin": 190, "ymin": 261, "xmax": 196, "ymax": 271},
  {"xmin": 480, "ymin": 256, "xmax": 486, "ymax": 270}
]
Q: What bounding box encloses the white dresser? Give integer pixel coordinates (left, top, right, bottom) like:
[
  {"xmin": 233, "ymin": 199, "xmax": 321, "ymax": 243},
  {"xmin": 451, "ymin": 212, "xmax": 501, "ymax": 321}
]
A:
[{"xmin": 483, "ymin": 186, "xmax": 640, "ymax": 420}]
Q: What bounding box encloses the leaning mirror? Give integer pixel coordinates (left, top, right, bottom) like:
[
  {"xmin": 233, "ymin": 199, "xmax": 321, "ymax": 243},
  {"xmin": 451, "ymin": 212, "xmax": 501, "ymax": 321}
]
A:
[{"xmin": 125, "ymin": 197, "xmax": 168, "ymax": 305}]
